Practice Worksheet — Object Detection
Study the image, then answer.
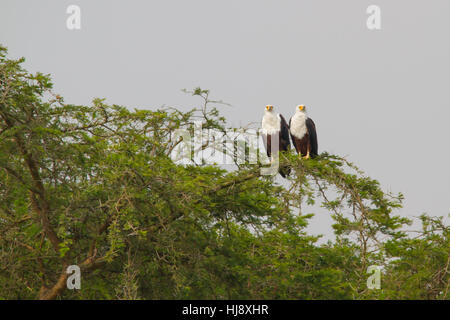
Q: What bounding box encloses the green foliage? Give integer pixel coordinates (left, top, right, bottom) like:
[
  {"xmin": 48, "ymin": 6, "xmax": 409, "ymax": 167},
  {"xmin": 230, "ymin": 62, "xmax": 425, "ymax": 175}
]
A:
[{"xmin": 0, "ymin": 45, "xmax": 448, "ymax": 299}]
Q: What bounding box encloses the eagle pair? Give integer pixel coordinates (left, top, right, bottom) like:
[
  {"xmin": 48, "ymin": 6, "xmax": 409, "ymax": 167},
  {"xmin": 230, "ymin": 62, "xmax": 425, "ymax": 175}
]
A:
[{"xmin": 261, "ymin": 105, "xmax": 318, "ymax": 177}]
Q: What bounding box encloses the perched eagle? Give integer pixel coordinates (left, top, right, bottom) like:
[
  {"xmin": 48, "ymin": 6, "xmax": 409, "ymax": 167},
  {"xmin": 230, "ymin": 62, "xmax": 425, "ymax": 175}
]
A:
[
  {"xmin": 289, "ymin": 105, "xmax": 318, "ymax": 159},
  {"xmin": 261, "ymin": 105, "xmax": 291, "ymax": 177}
]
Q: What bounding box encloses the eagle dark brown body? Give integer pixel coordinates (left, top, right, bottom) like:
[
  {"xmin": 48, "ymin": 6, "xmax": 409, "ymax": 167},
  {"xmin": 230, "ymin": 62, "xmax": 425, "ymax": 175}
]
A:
[{"xmin": 292, "ymin": 131, "xmax": 311, "ymax": 157}]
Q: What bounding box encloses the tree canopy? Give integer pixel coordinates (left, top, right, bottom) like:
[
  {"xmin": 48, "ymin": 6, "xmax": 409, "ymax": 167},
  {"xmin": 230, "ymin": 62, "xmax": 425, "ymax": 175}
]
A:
[{"xmin": 0, "ymin": 45, "xmax": 448, "ymax": 300}]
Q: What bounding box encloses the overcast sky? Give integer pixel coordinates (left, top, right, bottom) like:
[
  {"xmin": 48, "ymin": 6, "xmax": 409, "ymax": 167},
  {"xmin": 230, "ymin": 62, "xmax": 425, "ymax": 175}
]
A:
[{"xmin": 1, "ymin": 0, "xmax": 449, "ymax": 239}]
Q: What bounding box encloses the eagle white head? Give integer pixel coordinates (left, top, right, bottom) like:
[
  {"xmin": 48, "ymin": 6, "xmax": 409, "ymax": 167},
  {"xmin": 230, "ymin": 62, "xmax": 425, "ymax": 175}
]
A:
[
  {"xmin": 265, "ymin": 104, "xmax": 274, "ymax": 113},
  {"xmin": 296, "ymin": 105, "xmax": 307, "ymax": 114},
  {"xmin": 262, "ymin": 104, "xmax": 281, "ymax": 134}
]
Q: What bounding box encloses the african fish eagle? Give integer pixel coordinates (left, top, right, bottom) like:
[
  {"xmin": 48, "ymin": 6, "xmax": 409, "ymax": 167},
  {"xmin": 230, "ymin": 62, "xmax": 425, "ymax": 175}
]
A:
[
  {"xmin": 261, "ymin": 105, "xmax": 291, "ymax": 177},
  {"xmin": 289, "ymin": 105, "xmax": 318, "ymax": 159}
]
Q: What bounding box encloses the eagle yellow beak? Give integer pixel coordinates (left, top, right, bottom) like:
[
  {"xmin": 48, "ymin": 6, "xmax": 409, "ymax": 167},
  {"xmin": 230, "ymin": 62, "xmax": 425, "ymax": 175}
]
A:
[
  {"xmin": 266, "ymin": 105, "xmax": 273, "ymax": 111},
  {"xmin": 298, "ymin": 105, "xmax": 305, "ymax": 111}
]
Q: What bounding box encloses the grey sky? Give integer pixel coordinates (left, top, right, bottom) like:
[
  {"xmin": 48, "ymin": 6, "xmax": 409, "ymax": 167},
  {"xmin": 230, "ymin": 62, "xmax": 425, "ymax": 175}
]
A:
[{"xmin": 1, "ymin": 0, "xmax": 449, "ymax": 239}]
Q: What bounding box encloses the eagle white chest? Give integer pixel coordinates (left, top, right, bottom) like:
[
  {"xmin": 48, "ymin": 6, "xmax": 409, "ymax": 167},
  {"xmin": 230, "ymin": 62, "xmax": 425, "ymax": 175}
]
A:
[
  {"xmin": 290, "ymin": 112, "xmax": 308, "ymax": 139},
  {"xmin": 261, "ymin": 112, "xmax": 281, "ymax": 135}
]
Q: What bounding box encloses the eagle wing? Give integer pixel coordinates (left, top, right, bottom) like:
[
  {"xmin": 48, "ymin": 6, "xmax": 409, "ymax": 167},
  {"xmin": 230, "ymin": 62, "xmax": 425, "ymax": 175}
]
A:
[
  {"xmin": 306, "ymin": 118, "xmax": 318, "ymax": 157},
  {"xmin": 289, "ymin": 117, "xmax": 301, "ymax": 154},
  {"xmin": 279, "ymin": 114, "xmax": 291, "ymax": 152}
]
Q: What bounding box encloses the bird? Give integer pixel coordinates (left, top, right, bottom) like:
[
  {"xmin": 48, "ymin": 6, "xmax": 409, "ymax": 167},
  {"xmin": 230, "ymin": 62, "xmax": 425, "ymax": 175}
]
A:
[
  {"xmin": 289, "ymin": 105, "xmax": 318, "ymax": 159},
  {"xmin": 261, "ymin": 105, "xmax": 291, "ymax": 177}
]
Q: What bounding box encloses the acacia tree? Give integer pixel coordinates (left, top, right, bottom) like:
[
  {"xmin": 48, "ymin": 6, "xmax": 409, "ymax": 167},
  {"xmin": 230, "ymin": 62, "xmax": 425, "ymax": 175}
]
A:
[
  {"xmin": 0, "ymin": 46, "xmax": 283, "ymax": 299},
  {"xmin": 0, "ymin": 46, "xmax": 448, "ymax": 300}
]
